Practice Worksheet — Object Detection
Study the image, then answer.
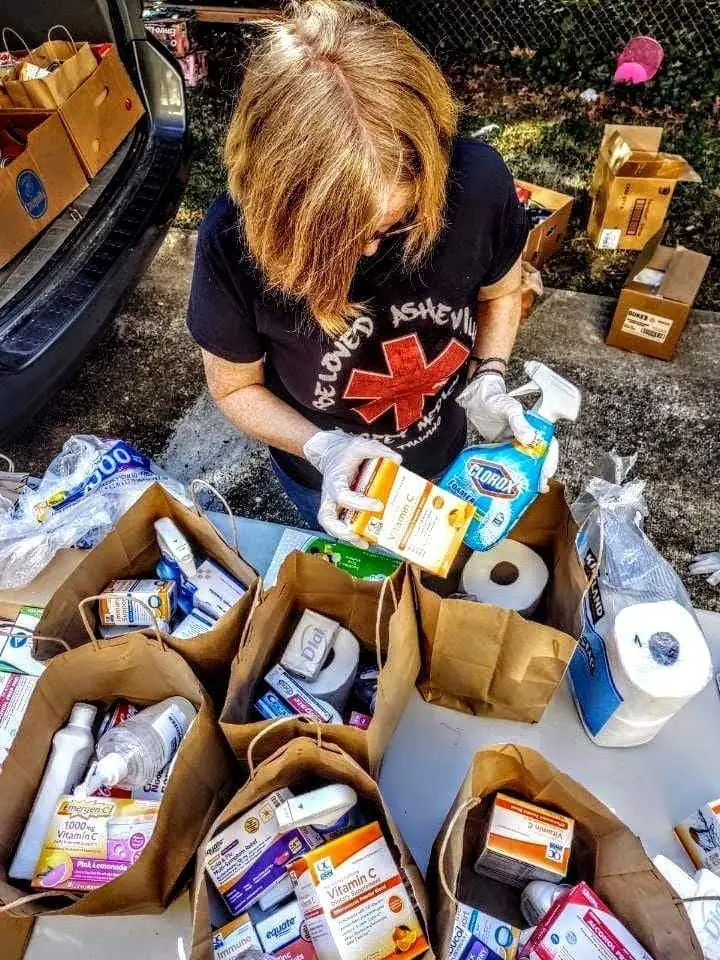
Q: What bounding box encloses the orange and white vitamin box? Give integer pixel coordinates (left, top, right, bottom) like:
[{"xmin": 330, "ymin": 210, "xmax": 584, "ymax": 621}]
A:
[
  {"xmin": 343, "ymin": 458, "xmax": 474, "ymax": 578},
  {"xmin": 288, "ymin": 821, "xmax": 429, "ymax": 960},
  {"xmin": 475, "ymin": 793, "xmax": 574, "ymax": 887}
]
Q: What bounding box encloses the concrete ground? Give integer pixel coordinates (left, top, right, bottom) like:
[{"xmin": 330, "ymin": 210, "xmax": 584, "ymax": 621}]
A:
[{"xmin": 3, "ymin": 228, "xmax": 719, "ymax": 611}]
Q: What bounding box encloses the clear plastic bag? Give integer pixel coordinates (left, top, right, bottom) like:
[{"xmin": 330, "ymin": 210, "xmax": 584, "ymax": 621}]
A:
[{"xmin": 0, "ymin": 435, "xmax": 189, "ymax": 590}]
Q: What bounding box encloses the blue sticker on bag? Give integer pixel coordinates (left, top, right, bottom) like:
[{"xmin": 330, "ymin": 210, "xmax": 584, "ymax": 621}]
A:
[{"xmin": 16, "ymin": 169, "xmax": 48, "ymax": 219}]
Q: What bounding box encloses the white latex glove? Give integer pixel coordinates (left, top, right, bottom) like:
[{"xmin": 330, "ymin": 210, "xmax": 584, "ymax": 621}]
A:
[
  {"xmin": 303, "ymin": 430, "xmax": 401, "ymax": 547},
  {"xmin": 456, "ymin": 371, "xmax": 538, "ymax": 446},
  {"xmin": 689, "ymin": 551, "xmax": 720, "ymax": 586}
]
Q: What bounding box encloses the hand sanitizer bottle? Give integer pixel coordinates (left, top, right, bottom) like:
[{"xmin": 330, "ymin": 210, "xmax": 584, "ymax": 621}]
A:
[{"xmin": 75, "ymin": 696, "xmax": 196, "ymax": 797}]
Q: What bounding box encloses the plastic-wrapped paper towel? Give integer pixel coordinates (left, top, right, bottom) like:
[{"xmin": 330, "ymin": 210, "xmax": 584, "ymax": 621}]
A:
[
  {"xmin": 567, "ymin": 451, "xmax": 712, "ymax": 747},
  {"xmin": 0, "ymin": 436, "xmax": 189, "ymax": 590}
]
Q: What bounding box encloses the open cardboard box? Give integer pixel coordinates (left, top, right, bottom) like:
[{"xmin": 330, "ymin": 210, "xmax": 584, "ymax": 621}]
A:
[
  {"xmin": 606, "ymin": 228, "xmax": 710, "ymax": 359},
  {"xmin": 516, "ymin": 178, "xmax": 574, "ymax": 269},
  {"xmin": 0, "ymin": 110, "xmax": 88, "ymax": 269},
  {"xmin": 588, "ymin": 125, "xmax": 700, "ymax": 251}
]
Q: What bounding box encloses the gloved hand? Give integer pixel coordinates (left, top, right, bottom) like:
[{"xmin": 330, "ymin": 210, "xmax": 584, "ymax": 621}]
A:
[
  {"xmin": 456, "ymin": 371, "xmax": 538, "ymax": 446},
  {"xmin": 303, "ymin": 430, "xmax": 401, "ymax": 547},
  {"xmin": 689, "ymin": 551, "xmax": 720, "ymax": 587}
]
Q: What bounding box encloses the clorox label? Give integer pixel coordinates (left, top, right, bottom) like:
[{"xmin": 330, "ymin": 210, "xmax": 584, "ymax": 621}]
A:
[
  {"xmin": 467, "ymin": 459, "xmax": 520, "ymax": 499},
  {"xmin": 16, "ymin": 169, "xmax": 48, "ymax": 219}
]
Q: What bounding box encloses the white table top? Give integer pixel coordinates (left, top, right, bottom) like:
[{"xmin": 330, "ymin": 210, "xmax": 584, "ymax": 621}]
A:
[{"xmin": 25, "ymin": 517, "xmax": 720, "ymax": 958}]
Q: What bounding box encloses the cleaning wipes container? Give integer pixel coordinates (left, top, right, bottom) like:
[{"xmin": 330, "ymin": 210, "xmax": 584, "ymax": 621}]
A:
[{"xmin": 568, "ymin": 453, "xmax": 712, "ymax": 747}]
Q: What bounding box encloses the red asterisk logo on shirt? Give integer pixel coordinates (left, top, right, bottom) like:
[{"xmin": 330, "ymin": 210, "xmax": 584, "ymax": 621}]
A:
[{"xmin": 343, "ymin": 334, "xmax": 470, "ymax": 431}]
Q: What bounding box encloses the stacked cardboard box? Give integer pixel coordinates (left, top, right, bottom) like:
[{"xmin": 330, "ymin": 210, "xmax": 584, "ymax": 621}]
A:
[{"xmin": 145, "ymin": 11, "xmax": 208, "ymax": 87}]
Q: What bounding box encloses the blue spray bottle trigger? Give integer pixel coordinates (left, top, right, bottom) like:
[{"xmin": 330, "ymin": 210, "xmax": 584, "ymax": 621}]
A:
[{"xmin": 440, "ymin": 361, "xmax": 580, "ymax": 552}]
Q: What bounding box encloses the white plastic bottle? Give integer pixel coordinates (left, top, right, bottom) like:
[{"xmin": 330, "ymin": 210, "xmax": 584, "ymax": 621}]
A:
[
  {"xmin": 76, "ymin": 696, "xmax": 196, "ymax": 796},
  {"xmin": 10, "ymin": 702, "xmax": 97, "ymax": 880},
  {"xmin": 521, "ymin": 880, "xmax": 572, "ymax": 925}
]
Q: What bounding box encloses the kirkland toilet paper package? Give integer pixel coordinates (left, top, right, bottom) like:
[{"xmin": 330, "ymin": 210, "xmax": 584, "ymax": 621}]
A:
[{"xmin": 568, "ymin": 452, "xmax": 711, "ymax": 747}]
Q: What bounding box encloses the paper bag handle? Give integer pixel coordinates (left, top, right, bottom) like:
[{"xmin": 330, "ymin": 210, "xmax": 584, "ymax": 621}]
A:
[
  {"xmin": 32, "ymin": 634, "xmax": 71, "ymax": 655},
  {"xmin": 78, "ymin": 595, "xmax": 164, "ymax": 645},
  {"xmin": 47, "ymin": 24, "xmax": 79, "ymax": 55},
  {"xmin": 2, "ymin": 28, "xmax": 31, "ymax": 57},
  {"xmin": 190, "ymin": 479, "xmax": 240, "ymax": 557},
  {"xmin": 0, "ymin": 454, "xmax": 15, "ymax": 471},
  {"xmin": 0, "ymin": 890, "xmax": 80, "ymax": 915},
  {"xmin": 374, "ymin": 574, "xmax": 398, "ymax": 672},
  {"xmin": 437, "ymin": 796, "xmax": 484, "ymax": 907},
  {"xmin": 237, "ymin": 577, "xmax": 263, "ymax": 651},
  {"xmin": 247, "ymin": 716, "xmax": 322, "ymax": 776}
]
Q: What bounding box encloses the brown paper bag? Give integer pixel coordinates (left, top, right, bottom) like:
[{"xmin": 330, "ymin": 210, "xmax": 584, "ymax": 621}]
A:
[
  {"xmin": 190, "ymin": 725, "xmax": 435, "ymax": 960},
  {"xmin": 35, "ymin": 482, "xmax": 258, "ymax": 702},
  {"xmin": 428, "ymin": 743, "xmax": 701, "ymax": 959},
  {"xmin": 0, "ymin": 633, "xmax": 234, "ymax": 953},
  {"xmin": 5, "ymin": 32, "xmax": 97, "ymax": 109},
  {"xmin": 220, "ymin": 553, "xmax": 419, "ymax": 775},
  {"xmin": 414, "ymin": 481, "xmax": 584, "ymax": 722}
]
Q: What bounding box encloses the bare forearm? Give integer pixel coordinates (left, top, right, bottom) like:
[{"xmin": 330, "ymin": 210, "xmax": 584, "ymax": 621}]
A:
[
  {"xmin": 217, "ymin": 384, "xmax": 318, "ymax": 458},
  {"xmin": 473, "ymin": 288, "xmax": 522, "ymax": 365}
]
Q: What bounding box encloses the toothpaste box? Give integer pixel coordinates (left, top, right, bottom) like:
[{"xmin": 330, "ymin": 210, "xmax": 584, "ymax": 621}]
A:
[
  {"xmin": 675, "ymin": 799, "xmax": 720, "ymax": 873},
  {"xmin": 212, "ymin": 914, "xmax": 261, "ymax": 960},
  {"xmin": 450, "ymin": 903, "xmax": 520, "ymax": 960},
  {"xmin": 343, "ymin": 458, "xmax": 474, "ymax": 577},
  {"xmin": 264, "ymin": 665, "xmax": 340, "ymax": 724},
  {"xmin": 255, "ymin": 689, "xmax": 295, "ymax": 720},
  {"xmin": 205, "ymin": 789, "xmax": 322, "ymax": 916},
  {"xmin": 475, "ymin": 793, "xmax": 574, "ymax": 887},
  {"xmin": 99, "ymin": 579, "xmax": 175, "ymax": 628},
  {"xmin": 33, "ymin": 796, "xmax": 160, "ymax": 892},
  {"xmin": 289, "ymin": 821, "xmax": 429, "ymax": 960},
  {"xmin": 191, "ymin": 558, "xmax": 246, "ymax": 620},
  {"xmin": 521, "ymin": 882, "xmax": 653, "ymax": 960},
  {"xmin": 0, "ymin": 672, "xmax": 37, "ymax": 770}
]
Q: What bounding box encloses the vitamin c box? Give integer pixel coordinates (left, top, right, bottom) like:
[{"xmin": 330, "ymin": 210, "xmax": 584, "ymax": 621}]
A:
[
  {"xmin": 289, "ymin": 820, "xmax": 428, "ymax": 960},
  {"xmin": 475, "ymin": 793, "xmax": 574, "ymax": 887},
  {"xmin": 343, "ymin": 458, "xmax": 474, "ymax": 577}
]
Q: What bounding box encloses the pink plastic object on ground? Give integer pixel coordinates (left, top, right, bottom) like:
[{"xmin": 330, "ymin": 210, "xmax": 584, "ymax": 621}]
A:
[{"xmin": 614, "ymin": 36, "xmax": 664, "ymax": 84}]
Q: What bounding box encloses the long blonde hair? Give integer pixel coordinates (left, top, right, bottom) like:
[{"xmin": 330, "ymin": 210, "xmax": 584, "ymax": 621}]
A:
[{"xmin": 224, "ymin": 0, "xmax": 458, "ymax": 336}]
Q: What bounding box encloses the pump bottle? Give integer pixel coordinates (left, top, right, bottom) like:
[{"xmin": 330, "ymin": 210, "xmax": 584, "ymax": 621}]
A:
[{"xmin": 440, "ymin": 361, "xmax": 581, "ymax": 551}]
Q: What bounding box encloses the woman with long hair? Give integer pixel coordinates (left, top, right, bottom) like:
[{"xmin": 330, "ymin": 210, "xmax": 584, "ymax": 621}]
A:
[{"xmin": 188, "ymin": 0, "xmax": 535, "ymax": 543}]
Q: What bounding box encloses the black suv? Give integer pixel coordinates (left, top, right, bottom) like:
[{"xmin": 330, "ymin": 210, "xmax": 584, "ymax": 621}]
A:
[{"xmin": 0, "ymin": 0, "xmax": 189, "ymax": 438}]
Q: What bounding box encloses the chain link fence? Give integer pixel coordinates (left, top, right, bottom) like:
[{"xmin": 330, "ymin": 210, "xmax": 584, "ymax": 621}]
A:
[{"xmin": 382, "ymin": 0, "xmax": 720, "ymax": 61}]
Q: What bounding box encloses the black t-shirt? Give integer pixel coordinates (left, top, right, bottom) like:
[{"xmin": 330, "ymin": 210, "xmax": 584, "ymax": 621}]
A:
[{"xmin": 187, "ymin": 139, "xmax": 528, "ymax": 488}]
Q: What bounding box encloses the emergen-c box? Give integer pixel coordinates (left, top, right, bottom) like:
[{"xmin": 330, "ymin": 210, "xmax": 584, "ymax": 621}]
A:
[
  {"xmin": 521, "ymin": 882, "xmax": 653, "ymax": 960},
  {"xmin": 204, "ymin": 788, "xmax": 321, "ymax": 916},
  {"xmin": 475, "ymin": 793, "xmax": 574, "ymax": 887}
]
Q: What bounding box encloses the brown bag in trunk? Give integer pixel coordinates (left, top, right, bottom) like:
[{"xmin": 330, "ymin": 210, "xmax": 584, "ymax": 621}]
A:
[
  {"xmin": 4, "ymin": 31, "xmax": 97, "ymax": 109},
  {"xmin": 414, "ymin": 482, "xmax": 584, "ymax": 722},
  {"xmin": 428, "ymin": 743, "xmax": 701, "ymax": 959},
  {"xmin": 219, "ymin": 553, "xmax": 419, "ymax": 776},
  {"xmin": 34, "ymin": 482, "xmax": 259, "ymax": 703},
  {"xmin": 190, "ymin": 725, "xmax": 435, "ymax": 960},
  {"xmin": 0, "ymin": 632, "xmax": 234, "ymax": 956}
]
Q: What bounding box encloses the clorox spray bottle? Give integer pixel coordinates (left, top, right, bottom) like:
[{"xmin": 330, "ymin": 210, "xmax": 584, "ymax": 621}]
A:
[{"xmin": 440, "ymin": 361, "xmax": 581, "ymax": 551}]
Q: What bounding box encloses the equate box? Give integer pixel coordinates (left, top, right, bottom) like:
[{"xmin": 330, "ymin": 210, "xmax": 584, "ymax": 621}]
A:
[
  {"xmin": 204, "ymin": 788, "xmax": 322, "ymax": 916},
  {"xmin": 675, "ymin": 799, "xmax": 720, "ymax": 873},
  {"xmin": 450, "ymin": 903, "xmax": 520, "ymax": 960},
  {"xmin": 521, "ymin": 882, "xmax": 653, "ymax": 960},
  {"xmin": 475, "ymin": 793, "xmax": 574, "ymax": 887},
  {"xmin": 288, "ymin": 821, "xmax": 429, "ymax": 960},
  {"xmin": 32, "ymin": 796, "xmax": 159, "ymax": 892},
  {"xmin": 343, "ymin": 458, "xmax": 474, "ymax": 577},
  {"xmin": 212, "ymin": 914, "xmax": 262, "ymax": 960}
]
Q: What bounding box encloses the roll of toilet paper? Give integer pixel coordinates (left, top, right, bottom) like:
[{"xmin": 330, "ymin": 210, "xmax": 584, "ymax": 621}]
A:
[
  {"xmin": 583, "ymin": 707, "xmax": 675, "ymax": 748},
  {"xmin": 607, "ymin": 600, "xmax": 712, "ymax": 723},
  {"xmin": 460, "ymin": 540, "xmax": 549, "ymax": 616},
  {"xmin": 295, "ymin": 627, "xmax": 360, "ymax": 712}
]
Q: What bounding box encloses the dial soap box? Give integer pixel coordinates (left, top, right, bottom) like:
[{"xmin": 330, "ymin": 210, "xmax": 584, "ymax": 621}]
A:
[
  {"xmin": 289, "ymin": 821, "xmax": 429, "ymax": 960},
  {"xmin": 32, "ymin": 796, "xmax": 159, "ymax": 891}
]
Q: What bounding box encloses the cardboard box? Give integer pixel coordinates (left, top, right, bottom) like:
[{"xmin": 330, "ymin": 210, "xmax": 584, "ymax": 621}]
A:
[
  {"xmin": 606, "ymin": 231, "xmax": 710, "ymax": 359},
  {"xmin": 0, "ymin": 110, "xmax": 88, "ymax": 268},
  {"xmin": 178, "ymin": 49, "xmax": 208, "ymax": 87},
  {"xmin": 588, "ymin": 125, "xmax": 701, "ymax": 251},
  {"xmin": 145, "ymin": 18, "xmax": 193, "ymax": 58},
  {"xmin": 516, "ymin": 179, "xmax": 574, "ymax": 268}
]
